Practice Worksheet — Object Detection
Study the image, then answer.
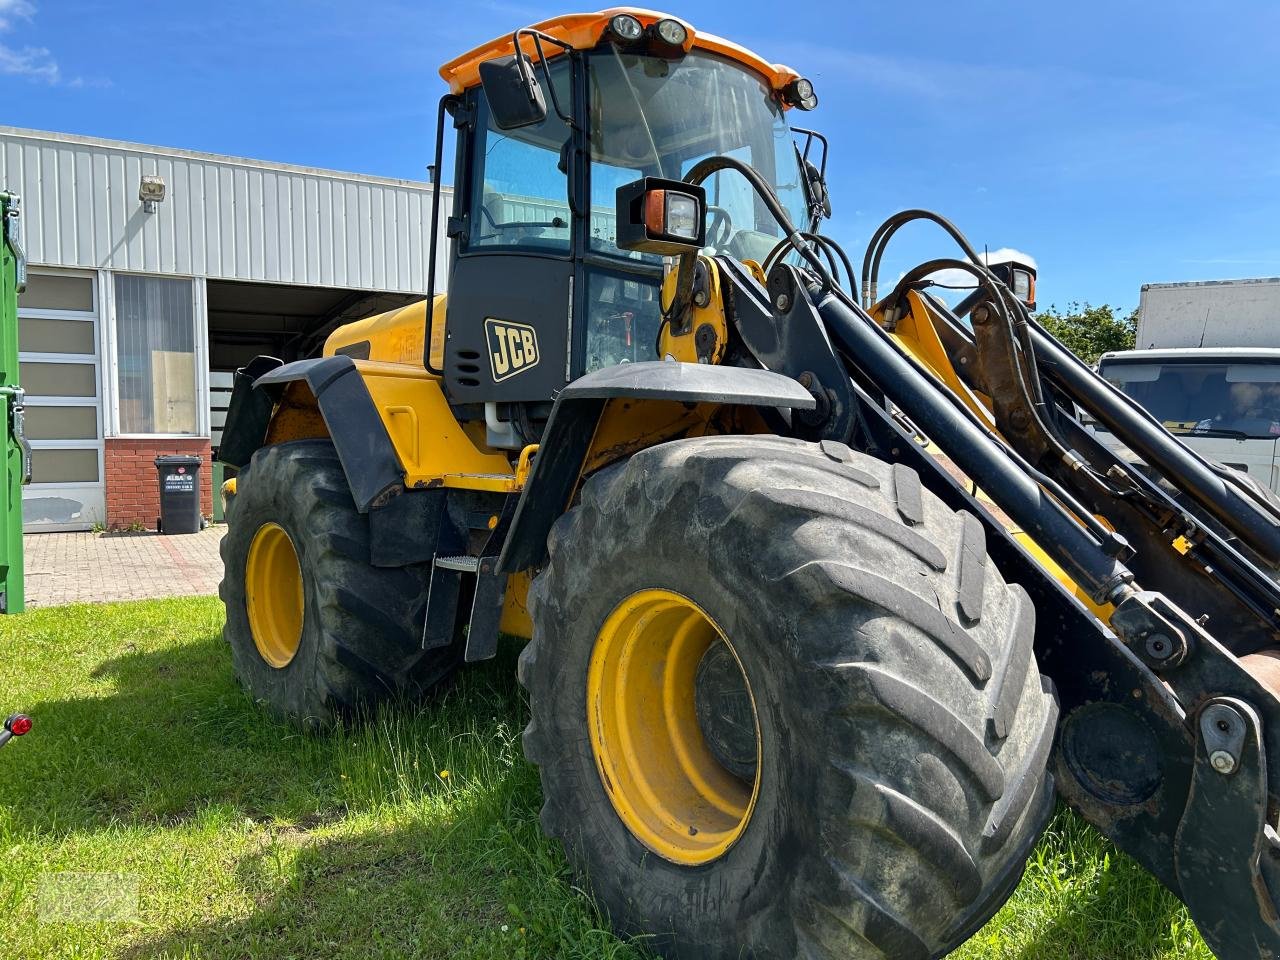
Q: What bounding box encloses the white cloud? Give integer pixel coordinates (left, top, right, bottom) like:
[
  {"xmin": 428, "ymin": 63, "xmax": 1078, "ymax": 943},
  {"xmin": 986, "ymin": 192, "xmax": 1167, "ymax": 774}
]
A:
[
  {"xmin": 0, "ymin": 1, "xmax": 64, "ymax": 84},
  {"xmin": 985, "ymin": 247, "xmax": 1038, "ymax": 270},
  {"xmin": 0, "ymin": 0, "xmax": 35, "ymax": 32},
  {"xmin": 0, "ymin": 42, "xmax": 57, "ymax": 81},
  {"xmin": 926, "ymin": 247, "xmax": 1038, "ymax": 290}
]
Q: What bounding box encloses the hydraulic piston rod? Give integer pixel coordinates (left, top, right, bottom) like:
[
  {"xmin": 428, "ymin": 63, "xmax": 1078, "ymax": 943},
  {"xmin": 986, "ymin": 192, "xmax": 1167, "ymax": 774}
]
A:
[{"xmin": 804, "ymin": 276, "xmax": 1133, "ymax": 604}]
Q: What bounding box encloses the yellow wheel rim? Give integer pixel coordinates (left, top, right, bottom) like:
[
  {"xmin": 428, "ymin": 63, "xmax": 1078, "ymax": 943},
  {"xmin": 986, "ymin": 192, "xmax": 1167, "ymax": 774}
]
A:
[
  {"xmin": 245, "ymin": 522, "xmax": 305, "ymax": 669},
  {"xmin": 587, "ymin": 589, "xmax": 761, "ymax": 865}
]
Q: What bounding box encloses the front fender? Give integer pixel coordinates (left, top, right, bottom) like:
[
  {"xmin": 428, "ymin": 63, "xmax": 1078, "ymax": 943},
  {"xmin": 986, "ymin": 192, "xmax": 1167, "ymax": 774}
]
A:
[{"xmin": 497, "ymin": 361, "xmax": 815, "ymax": 573}]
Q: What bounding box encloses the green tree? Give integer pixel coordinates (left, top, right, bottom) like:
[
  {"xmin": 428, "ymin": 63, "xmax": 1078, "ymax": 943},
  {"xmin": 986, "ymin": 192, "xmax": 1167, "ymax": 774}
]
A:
[{"xmin": 1035, "ymin": 302, "xmax": 1137, "ymax": 365}]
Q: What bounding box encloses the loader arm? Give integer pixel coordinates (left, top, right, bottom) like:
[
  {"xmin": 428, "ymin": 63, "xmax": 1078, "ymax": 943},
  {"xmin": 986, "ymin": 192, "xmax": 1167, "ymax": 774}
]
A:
[{"xmin": 742, "ymin": 212, "xmax": 1280, "ymax": 958}]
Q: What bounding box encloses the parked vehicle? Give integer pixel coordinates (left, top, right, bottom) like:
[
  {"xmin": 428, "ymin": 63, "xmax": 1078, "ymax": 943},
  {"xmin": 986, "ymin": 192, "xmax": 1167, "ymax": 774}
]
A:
[
  {"xmin": 1098, "ymin": 279, "xmax": 1280, "ymax": 494},
  {"xmin": 1098, "ymin": 347, "xmax": 1280, "ymax": 494},
  {"xmin": 215, "ymin": 10, "xmax": 1280, "ymax": 958},
  {"xmin": 1134, "ymin": 277, "xmax": 1280, "ymax": 349}
]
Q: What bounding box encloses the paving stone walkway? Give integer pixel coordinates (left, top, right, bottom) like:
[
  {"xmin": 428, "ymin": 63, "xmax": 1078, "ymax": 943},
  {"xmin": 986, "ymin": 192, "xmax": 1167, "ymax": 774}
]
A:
[{"xmin": 24, "ymin": 526, "xmax": 226, "ymax": 608}]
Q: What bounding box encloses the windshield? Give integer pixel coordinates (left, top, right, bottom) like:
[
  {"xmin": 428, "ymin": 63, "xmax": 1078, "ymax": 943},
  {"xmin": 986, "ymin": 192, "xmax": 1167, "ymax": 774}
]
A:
[
  {"xmin": 586, "ymin": 48, "xmax": 810, "ymax": 265},
  {"xmin": 1100, "ymin": 359, "xmax": 1280, "ymax": 440}
]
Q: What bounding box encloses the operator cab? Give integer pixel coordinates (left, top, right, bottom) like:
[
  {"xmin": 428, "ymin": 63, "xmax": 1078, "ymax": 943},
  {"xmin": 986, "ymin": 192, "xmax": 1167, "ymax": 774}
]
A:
[{"xmin": 431, "ymin": 11, "xmax": 826, "ymax": 446}]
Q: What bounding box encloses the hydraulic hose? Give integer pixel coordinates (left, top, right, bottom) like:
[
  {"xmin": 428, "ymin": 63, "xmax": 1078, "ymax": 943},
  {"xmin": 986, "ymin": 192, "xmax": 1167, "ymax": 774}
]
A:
[
  {"xmin": 763, "ymin": 232, "xmax": 858, "ymax": 300},
  {"xmin": 683, "ymin": 155, "xmax": 831, "ymax": 282},
  {"xmin": 862, "ymin": 209, "xmax": 987, "ymax": 310}
]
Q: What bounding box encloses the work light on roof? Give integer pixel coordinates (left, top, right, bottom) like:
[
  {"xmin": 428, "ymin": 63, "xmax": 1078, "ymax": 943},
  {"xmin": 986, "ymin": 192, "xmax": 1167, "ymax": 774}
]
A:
[
  {"xmin": 654, "ymin": 18, "xmax": 687, "ymax": 46},
  {"xmin": 784, "ymin": 77, "xmax": 818, "ymax": 111},
  {"xmin": 609, "ymin": 13, "xmax": 644, "ymax": 41}
]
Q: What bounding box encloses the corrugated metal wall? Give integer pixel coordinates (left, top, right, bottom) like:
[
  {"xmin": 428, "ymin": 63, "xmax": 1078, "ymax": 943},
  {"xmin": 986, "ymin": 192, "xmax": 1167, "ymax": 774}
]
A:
[{"xmin": 0, "ymin": 126, "xmax": 450, "ymax": 295}]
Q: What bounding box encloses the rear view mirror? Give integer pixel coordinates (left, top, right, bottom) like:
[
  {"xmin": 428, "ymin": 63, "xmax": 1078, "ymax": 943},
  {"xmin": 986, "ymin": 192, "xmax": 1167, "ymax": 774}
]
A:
[
  {"xmin": 803, "ymin": 158, "xmax": 832, "ymax": 219},
  {"xmin": 479, "ymin": 54, "xmax": 547, "ymax": 130}
]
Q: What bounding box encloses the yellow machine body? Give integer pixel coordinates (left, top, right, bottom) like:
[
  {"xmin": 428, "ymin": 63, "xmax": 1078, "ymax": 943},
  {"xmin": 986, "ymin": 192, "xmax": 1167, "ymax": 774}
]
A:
[{"xmin": 261, "ymin": 256, "xmax": 748, "ymax": 641}]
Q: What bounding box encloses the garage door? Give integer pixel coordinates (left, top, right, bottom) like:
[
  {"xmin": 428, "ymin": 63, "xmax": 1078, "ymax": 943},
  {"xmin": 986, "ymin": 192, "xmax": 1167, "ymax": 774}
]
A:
[{"xmin": 18, "ymin": 269, "xmax": 104, "ymax": 531}]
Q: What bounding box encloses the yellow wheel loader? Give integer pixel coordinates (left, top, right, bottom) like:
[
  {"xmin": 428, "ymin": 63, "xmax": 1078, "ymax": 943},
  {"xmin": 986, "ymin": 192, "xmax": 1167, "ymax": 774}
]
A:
[{"xmin": 217, "ymin": 10, "xmax": 1280, "ymax": 958}]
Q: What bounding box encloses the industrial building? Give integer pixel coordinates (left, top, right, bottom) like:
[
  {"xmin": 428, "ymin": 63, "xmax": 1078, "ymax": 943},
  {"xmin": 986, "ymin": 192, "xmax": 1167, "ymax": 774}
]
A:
[{"xmin": 0, "ymin": 126, "xmax": 448, "ymax": 531}]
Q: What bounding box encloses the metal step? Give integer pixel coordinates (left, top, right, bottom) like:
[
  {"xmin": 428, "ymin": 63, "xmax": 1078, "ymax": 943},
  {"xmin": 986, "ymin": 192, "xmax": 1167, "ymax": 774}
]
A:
[{"xmin": 434, "ymin": 555, "xmax": 479, "ymax": 573}]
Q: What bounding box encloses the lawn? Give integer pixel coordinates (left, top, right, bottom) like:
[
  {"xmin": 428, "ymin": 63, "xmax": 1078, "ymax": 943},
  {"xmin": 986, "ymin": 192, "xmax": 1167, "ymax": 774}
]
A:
[{"xmin": 0, "ymin": 597, "xmax": 1211, "ymax": 959}]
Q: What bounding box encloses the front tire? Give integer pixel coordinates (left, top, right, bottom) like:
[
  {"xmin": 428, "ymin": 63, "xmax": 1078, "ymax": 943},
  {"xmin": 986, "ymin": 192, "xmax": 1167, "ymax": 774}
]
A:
[
  {"xmin": 219, "ymin": 440, "xmax": 460, "ymax": 725},
  {"xmin": 520, "ymin": 436, "xmax": 1058, "ymax": 959}
]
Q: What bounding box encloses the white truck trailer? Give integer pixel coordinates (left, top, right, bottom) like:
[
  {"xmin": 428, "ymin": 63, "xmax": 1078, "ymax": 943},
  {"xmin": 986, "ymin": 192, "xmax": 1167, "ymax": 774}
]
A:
[{"xmin": 1097, "ymin": 278, "xmax": 1280, "ymax": 494}]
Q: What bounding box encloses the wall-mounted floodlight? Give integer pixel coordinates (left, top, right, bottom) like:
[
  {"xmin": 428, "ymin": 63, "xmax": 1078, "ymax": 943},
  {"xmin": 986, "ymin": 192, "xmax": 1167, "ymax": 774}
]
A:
[{"xmin": 139, "ymin": 175, "xmax": 166, "ymax": 213}]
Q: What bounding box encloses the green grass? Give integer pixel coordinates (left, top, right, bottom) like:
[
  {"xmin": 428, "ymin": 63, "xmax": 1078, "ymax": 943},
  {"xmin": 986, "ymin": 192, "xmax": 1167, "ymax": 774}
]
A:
[{"xmin": 0, "ymin": 597, "xmax": 1211, "ymax": 959}]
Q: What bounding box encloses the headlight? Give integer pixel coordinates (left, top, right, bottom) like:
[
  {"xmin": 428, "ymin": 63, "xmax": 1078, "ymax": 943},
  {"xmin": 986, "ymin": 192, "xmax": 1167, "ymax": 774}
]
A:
[
  {"xmin": 654, "ymin": 18, "xmax": 688, "ymax": 46},
  {"xmin": 609, "ymin": 14, "xmax": 644, "ymax": 41},
  {"xmin": 987, "ymin": 260, "xmax": 1038, "ymax": 311},
  {"xmin": 615, "ymin": 177, "xmax": 708, "ymax": 254},
  {"xmin": 663, "ymin": 192, "xmax": 700, "ymax": 240}
]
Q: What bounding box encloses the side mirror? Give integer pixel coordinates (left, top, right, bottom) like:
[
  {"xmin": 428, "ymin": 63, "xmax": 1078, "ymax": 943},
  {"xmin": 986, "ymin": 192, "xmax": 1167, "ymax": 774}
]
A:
[
  {"xmin": 479, "ymin": 54, "xmax": 547, "ymax": 130},
  {"xmin": 615, "ymin": 177, "xmax": 707, "ymax": 255},
  {"xmin": 803, "ymin": 159, "xmax": 832, "ymax": 219}
]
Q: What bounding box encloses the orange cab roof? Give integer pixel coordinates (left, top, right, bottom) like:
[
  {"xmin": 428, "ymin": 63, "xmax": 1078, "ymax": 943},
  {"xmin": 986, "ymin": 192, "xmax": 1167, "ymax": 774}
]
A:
[{"xmin": 438, "ymin": 8, "xmax": 802, "ymax": 96}]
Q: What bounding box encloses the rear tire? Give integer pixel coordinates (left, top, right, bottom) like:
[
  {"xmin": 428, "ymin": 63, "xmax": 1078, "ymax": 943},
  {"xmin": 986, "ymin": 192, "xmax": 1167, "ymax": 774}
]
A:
[
  {"xmin": 219, "ymin": 440, "xmax": 460, "ymax": 725},
  {"xmin": 520, "ymin": 436, "xmax": 1058, "ymax": 959}
]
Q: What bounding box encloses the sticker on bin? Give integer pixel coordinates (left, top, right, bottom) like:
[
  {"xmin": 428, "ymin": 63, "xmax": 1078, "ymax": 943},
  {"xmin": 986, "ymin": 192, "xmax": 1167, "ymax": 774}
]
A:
[{"xmin": 163, "ymin": 467, "xmax": 196, "ymax": 493}]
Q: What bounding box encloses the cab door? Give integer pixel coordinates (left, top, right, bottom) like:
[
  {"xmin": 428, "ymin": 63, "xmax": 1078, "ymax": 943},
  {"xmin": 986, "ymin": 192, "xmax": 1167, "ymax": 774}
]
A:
[{"xmin": 443, "ymin": 62, "xmax": 578, "ymax": 406}]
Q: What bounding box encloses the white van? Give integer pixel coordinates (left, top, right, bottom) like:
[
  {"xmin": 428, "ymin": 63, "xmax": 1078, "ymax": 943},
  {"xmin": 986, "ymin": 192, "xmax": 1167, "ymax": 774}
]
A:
[{"xmin": 1095, "ymin": 347, "xmax": 1280, "ymax": 494}]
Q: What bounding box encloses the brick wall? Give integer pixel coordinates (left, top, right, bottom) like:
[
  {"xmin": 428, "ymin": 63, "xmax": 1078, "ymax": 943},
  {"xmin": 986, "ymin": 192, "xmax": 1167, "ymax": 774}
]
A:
[{"xmin": 105, "ymin": 437, "xmax": 213, "ymax": 531}]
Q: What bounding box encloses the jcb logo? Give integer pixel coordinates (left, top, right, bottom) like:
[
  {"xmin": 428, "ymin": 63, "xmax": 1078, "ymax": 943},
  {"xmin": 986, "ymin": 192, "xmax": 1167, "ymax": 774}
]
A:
[{"xmin": 485, "ymin": 319, "xmax": 539, "ymax": 382}]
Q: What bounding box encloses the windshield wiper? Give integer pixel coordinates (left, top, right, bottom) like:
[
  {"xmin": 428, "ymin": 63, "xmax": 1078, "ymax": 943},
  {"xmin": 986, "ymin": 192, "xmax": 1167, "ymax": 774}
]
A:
[
  {"xmin": 1183, "ymin": 427, "xmax": 1252, "ymax": 440},
  {"xmin": 489, "ymin": 218, "xmax": 567, "ymax": 230}
]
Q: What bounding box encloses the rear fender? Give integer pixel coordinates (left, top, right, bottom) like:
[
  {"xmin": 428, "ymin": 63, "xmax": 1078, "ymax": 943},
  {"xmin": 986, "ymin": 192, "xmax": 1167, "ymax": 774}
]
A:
[{"xmin": 219, "ymin": 355, "xmax": 405, "ymax": 513}]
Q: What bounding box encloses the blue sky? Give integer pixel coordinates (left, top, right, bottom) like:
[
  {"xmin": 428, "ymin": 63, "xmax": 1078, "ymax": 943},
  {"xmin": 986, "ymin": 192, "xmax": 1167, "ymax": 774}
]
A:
[{"xmin": 3, "ymin": 0, "xmax": 1279, "ymax": 310}]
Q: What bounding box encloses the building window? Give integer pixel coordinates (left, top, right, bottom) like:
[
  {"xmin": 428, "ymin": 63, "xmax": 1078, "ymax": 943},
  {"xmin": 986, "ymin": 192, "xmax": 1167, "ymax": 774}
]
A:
[
  {"xmin": 114, "ymin": 275, "xmax": 196, "ymax": 434},
  {"xmin": 29, "ymin": 448, "xmax": 100, "ymax": 484},
  {"xmin": 19, "ymin": 273, "xmax": 94, "ymax": 313},
  {"xmin": 19, "ymin": 317, "xmax": 96, "ymax": 354}
]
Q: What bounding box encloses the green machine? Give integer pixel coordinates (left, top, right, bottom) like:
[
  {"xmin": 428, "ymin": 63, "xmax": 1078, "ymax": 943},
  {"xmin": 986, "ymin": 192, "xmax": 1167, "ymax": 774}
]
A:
[{"xmin": 1, "ymin": 192, "xmax": 30, "ymax": 613}]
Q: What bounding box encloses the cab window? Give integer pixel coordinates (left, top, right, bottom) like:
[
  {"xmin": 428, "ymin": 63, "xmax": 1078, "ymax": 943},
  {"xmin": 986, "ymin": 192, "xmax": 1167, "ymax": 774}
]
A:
[{"xmin": 468, "ymin": 59, "xmax": 573, "ymax": 254}]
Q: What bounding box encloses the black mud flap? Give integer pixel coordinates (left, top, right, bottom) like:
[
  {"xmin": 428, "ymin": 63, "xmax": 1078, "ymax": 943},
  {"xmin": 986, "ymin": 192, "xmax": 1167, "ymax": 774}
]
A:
[
  {"xmin": 221, "ymin": 354, "xmax": 405, "ymax": 514},
  {"xmin": 217, "ymin": 356, "xmax": 283, "ymax": 468}
]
